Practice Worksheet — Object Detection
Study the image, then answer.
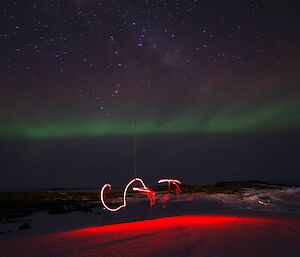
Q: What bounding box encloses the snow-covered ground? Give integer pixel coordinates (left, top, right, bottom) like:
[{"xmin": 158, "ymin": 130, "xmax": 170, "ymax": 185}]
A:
[
  {"xmin": 0, "ymin": 186, "xmax": 299, "ymax": 256},
  {"xmin": 0, "ymin": 215, "xmax": 299, "ymax": 257}
]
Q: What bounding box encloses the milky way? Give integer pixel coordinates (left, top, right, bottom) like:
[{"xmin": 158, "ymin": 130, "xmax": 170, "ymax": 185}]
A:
[{"xmin": 0, "ymin": 0, "xmax": 299, "ymax": 138}]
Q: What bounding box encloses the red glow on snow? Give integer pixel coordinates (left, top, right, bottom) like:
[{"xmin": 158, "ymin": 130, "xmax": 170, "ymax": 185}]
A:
[
  {"xmin": 75, "ymin": 215, "xmax": 271, "ymax": 235},
  {"xmin": 163, "ymin": 193, "xmax": 170, "ymax": 202},
  {"xmin": 2, "ymin": 215, "xmax": 300, "ymax": 257}
]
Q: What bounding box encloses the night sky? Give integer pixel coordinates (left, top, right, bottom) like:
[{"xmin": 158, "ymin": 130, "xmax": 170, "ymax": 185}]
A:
[{"xmin": 0, "ymin": 1, "xmax": 299, "ymax": 190}]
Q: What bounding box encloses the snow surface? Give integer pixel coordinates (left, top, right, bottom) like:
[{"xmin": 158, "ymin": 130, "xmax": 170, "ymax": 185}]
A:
[
  {"xmin": 0, "ymin": 187, "xmax": 299, "ymax": 256},
  {"xmin": 1, "ymin": 215, "xmax": 299, "ymax": 257}
]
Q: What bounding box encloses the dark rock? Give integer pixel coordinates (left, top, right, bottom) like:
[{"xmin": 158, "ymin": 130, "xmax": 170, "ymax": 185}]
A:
[
  {"xmin": 19, "ymin": 223, "xmax": 30, "ymax": 231},
  {"xmin": 48, "ymin": 205, "xmax": 70, "ymax": 214}
]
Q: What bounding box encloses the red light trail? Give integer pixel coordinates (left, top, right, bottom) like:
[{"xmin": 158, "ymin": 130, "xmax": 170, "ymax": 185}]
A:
[
  {"xmin": 100, "ymin": 177, "xmax": 182, "ymax": 211},
  {"xmin": 158, "ymin": 178, "xmax": 182, "ymax": 197}
]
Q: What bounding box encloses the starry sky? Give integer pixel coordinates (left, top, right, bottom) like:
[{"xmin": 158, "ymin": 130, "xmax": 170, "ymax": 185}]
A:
[{"xmin": 0, "ymin": 0, "xmax": 299, "ymax": 189}]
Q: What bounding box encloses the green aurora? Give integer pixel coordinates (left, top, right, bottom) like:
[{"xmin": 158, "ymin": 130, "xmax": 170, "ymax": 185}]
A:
[{"xmin": 1, "ymin": 103, "xmax": 299, "ymax": 139}]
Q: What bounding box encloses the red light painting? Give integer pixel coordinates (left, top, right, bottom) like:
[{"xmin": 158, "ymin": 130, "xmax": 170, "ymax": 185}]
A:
[{"xmin": 100, "ymin": 177, "xmax": 182, "ymax": 211}]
